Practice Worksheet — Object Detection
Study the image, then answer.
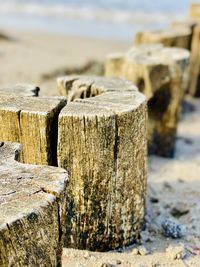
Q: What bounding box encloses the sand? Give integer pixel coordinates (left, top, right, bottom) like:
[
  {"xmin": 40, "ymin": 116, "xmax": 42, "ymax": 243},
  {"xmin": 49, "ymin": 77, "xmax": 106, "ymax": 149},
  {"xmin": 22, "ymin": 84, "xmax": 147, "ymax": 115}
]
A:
[
  {"xmin": 0, "ymin": 28, "xmax": 200, "ymax": 266},
  {"xmin": 0, "ymin": 28, "xmax": 129, "ymax": 95}
]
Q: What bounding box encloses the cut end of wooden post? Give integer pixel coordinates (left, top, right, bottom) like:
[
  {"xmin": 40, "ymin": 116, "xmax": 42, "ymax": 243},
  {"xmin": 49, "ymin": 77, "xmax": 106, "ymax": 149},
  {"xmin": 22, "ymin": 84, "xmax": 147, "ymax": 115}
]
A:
[{"xmin": 0, "ymin": 141, "xmax": 68, "ymax": 266}]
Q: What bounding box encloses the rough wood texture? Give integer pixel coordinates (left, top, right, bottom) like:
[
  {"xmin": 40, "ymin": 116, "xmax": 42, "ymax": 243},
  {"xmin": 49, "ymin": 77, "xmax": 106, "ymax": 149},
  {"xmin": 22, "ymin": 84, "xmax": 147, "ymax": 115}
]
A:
[
  {"xmin": 188, "ymin": 25, "xmax": 200, "ymax": 96},
  {"xmin": 0, "ymin": 96, "xmax": 67, "ymax": 165},
  {"xmin": 57, "ymin": 76, "xmax": 147, "ymax": 251},
  {"xmin": 134, "ymin": 27, "xmax": 191, "ymax": 50},
  {"xmin": 0, "ymin": 84, "xmax": 40, "ymax": 97},
  {"xmin": 105, "ymin": 45, "xmax": 190, "ymax": 157},
  {"xmin": 0, "ymin": 142, "xmax": 68, "ymax": 267}
]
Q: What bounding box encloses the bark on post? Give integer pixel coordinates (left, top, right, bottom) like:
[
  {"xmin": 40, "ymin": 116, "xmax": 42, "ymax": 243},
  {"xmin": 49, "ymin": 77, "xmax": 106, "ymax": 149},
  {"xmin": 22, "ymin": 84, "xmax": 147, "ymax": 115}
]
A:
[
  {"xmin": 0, "ymin": 95, "xmax": 67, "ymax": 165},
  {"xmin": 105, "ymin": 45, "xmax": 190, "ymax": 157},
  {"xmin": 188, "ymin": 25, "xmax": 200, "ymax": 96},
  {"xmin": 134, "ymin": 27, "xmax": 191, "ymax": 50},
  {"xmin": 57, "ymin": 76, "xmax": 147, "ymax": 251},
  {"xmin": 0, "ymin": 142, "xmax": 68, "ymax": 267}
]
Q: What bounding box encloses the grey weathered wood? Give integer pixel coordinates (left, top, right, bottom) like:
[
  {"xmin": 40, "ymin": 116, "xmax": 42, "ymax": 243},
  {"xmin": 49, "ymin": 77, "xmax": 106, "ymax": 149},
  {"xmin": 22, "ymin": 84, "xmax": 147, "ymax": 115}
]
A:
[
  {"xmin": 57, "ymin": 76, "xmax": 147, "ymax": 251},
  {"xmin": 0, "ymin": 96, "xmax": 67, "ymax": 165},
  {"xmin": 134, "ymin": 27, "xmax": 191, "ymax": 50},
  {"xmin": 105, "ymin": 45, "xmax": 190, "ymax": 157},
  {"xmin": 0, "ymin": 84, "xmax": 40, "ymax": 97},
  {"xmin": 0, "ymin": 142, "xmax": 68, "ymax": 267}
]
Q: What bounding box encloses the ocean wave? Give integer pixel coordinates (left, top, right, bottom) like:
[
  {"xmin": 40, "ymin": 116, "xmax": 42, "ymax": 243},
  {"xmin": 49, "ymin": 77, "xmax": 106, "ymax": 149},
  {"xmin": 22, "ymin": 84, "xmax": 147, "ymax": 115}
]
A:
[{"xmin": 0, "ymin": 2, "xmax": 185, "ymax": 25}]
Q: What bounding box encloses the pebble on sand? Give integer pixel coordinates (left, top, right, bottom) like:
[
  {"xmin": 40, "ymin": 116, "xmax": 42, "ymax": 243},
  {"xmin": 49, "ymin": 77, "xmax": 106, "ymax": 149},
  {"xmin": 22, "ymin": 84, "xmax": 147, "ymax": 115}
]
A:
[
  {"xmin": 162, "ymin": 219, "xmax": 186, "ymax": 238},
  {"xmin": 132, "ymin": 246, "xmax": 149, "ymax": 256},
  {"xmin": 166, "ymin": 243, "xmax": 186, "ymax": 260}
]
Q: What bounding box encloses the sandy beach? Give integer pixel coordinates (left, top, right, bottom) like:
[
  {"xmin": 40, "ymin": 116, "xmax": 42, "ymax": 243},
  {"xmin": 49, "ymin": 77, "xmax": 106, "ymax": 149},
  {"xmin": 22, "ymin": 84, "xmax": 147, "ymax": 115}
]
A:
[
  {"xmin": 0, "ymin": 28, "xmax": 129, "ymax": 95},
  {"xmin": 0, "ymin": 27, "xmax": 200, "ymax": 266}
]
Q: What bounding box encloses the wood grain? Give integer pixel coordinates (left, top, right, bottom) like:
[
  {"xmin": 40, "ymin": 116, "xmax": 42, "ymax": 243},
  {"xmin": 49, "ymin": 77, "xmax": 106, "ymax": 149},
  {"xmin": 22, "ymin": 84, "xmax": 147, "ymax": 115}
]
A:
[{"xmin": 57, "ymin": 76, "xmax": 147, "ymax": 251}]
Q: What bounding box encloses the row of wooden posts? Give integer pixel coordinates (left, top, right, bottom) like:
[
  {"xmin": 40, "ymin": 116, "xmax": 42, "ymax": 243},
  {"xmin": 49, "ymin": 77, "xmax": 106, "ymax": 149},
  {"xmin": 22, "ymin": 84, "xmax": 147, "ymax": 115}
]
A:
[{"xmin": 1, "ymin": 3, "xmax": 200, "ymax": 266}]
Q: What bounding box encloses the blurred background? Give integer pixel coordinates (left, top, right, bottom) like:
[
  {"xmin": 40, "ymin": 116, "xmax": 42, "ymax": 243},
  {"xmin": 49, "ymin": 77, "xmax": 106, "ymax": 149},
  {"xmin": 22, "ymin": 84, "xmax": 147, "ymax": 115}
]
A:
[
  {"xmin": 0, "ymin": 0, "xmax": 199, "ymax": 96},
  {"xmin": 0, "ymin": 0, "xmax": 194, "ymax": 40}
]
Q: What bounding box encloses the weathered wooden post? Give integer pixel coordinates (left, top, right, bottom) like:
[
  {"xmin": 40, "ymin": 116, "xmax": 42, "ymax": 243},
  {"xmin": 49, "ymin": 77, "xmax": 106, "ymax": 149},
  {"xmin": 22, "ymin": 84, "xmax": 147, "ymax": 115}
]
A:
[
  {"xmin": 171, "ymin": 21, "xmax": 198, "ymax": 50},
  {"xmin": 0, "ymin": 94, "xmax": 67, "ymax": 165},
  {"xmin": 188, "ymin": 25, "xmax": 200, "ymax": 96},
  {"xmin": 134, "ymin": 27, "xmax": 191, "ymax": 50},
  {"xmin": 106, "ymin": 45, "xmax": 190, "ymax": 157},
  {"xmin": 171, "ymin": 4, "xmax": 200, "ymax": 97},
  {"xmin": 0, "ymin": 142, "xmax": 68, "ymax": 267},
  {"xmin": 57, "ymin": 76, "xmax": 147, "ymax": 251}
]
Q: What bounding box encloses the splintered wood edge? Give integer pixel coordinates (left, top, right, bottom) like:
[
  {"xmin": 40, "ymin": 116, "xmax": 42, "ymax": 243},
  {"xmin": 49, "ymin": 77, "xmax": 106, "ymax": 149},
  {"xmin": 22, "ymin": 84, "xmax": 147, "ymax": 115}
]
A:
[
  {"xmin": 57, "ymin": 76, "xmax": 146, "ymax": 117},
  {"xmin": 57, "ymin": 75, "xmax": 139, "ymax": 97}
]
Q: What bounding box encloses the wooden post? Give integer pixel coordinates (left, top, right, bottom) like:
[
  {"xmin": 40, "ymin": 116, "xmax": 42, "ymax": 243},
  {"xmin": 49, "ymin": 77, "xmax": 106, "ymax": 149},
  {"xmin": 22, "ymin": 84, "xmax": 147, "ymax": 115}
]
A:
[
  {"xmin": 103, "ymin": 53, "xmax": 125, "ymax": 79},
  {"xmin": 171, "ymin": 16, "xmax": 200, "ymax": 96},
  {"xmin": 105, "ymin": 45, "xmax": 190, "ymax": 157},
  {"xmin": 189, "ymin": 3, "xmax": 200, "ymax": 21},
  {"xmin": 188, "ymin": 25, "xmax": 200, "ymax": 96},
  {"xmin": 0, "ymin": 95, "xmax": 67, "ymax": 165},
  {"xmin": 57, "ymin": 76, "xmax": 147, "ymax": 251},
  {"xmin": 0, "ymin": 142, "xmax": 68, "ymax": 267},
  {"xmin": 134, "ymin": 27, "xmax": 191, "ymax": 50},
  {"xmin": 171, "ymin": 21, "xmax": 198, "ymax": 50}
]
